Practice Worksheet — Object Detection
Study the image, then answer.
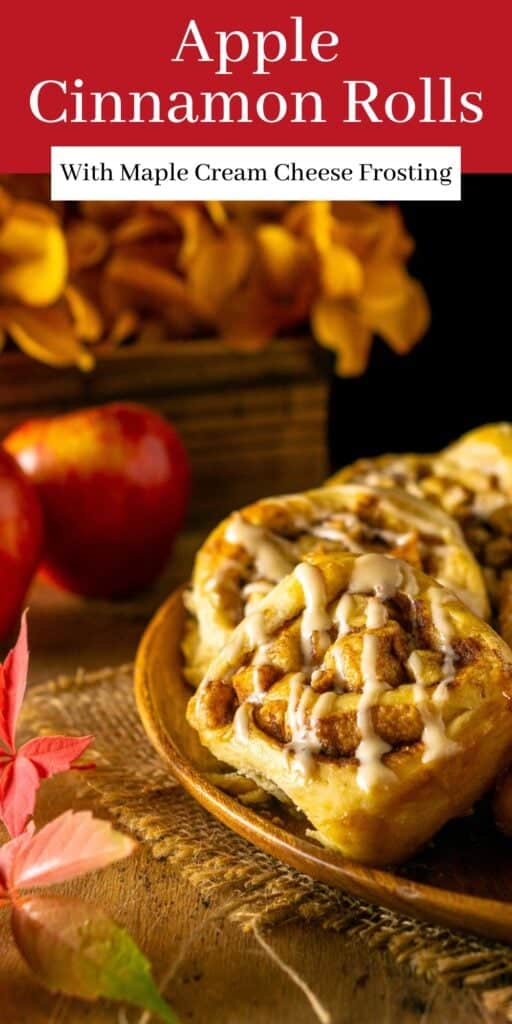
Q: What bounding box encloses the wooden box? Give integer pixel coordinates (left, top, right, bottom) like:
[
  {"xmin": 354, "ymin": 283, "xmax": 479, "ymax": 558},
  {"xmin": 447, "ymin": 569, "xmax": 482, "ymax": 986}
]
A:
[{"xmin": 0, "ymin": 339, "xmax": 329, "ymax": 526}]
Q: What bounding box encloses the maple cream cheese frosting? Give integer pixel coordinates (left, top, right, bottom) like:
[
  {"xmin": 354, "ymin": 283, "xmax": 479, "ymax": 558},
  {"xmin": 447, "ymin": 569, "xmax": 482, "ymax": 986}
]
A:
[
  {"xmin": 182, "ymin": 483, "xmax": 488, "ymax": 686},
  {"xmin": 187, "ymin": 552, "xmax": 512, "ymax": 865},
  {"xmin": 327, "ymin": 424, "xmax": 512, "ymax": 646}
]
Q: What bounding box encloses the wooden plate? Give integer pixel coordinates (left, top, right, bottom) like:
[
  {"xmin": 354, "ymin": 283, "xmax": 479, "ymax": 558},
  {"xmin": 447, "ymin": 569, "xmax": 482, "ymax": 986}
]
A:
[{"xmin": 135, "ymin": 587, "xmax": 512, "ymax": 943}]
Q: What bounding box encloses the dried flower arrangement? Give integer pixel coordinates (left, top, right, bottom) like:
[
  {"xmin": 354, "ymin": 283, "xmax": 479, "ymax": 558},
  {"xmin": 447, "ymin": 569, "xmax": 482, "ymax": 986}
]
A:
[{"xmin": 0, "ymin": 180, "xmax": 429, "ymax": 376}]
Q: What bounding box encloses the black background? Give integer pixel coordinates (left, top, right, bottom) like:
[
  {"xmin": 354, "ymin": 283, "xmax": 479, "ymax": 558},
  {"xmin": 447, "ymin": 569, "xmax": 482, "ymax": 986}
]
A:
[{"xmin": 328, "ymin": 175, "xmax": 511, "ymax": 470}]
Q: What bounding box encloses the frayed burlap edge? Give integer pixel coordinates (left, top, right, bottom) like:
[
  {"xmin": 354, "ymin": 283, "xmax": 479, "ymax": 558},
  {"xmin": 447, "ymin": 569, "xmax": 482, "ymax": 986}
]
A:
[{"xmin": 21, "ymin": 664, "xmax": 512, "ymax": 1021}]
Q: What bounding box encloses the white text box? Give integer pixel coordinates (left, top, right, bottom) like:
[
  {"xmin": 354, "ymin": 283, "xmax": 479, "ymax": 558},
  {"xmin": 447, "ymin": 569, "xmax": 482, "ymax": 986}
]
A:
[{"xmin": 51, "ymin": 146, "xmax": 461, "ymax": 201}]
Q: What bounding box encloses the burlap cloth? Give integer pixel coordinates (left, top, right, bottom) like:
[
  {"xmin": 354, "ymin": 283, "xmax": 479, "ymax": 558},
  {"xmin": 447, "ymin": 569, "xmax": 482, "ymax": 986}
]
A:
[{"xmin": 21, "ymin": 663, "xmax": 512, "ymax": 1022}]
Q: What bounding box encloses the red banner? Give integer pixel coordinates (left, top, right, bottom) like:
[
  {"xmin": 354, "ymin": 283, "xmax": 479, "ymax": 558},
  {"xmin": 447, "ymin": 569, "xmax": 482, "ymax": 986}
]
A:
[{"xmin": 1, "ymin": 0, "xmax": 510, "ymax": 173}]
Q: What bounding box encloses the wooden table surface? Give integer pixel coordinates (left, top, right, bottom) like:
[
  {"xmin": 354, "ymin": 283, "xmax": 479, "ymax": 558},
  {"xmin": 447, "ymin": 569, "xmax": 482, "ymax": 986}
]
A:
[{"xmin": 0, "ymin": 531, "xmax": 501, "ymax": 1024}]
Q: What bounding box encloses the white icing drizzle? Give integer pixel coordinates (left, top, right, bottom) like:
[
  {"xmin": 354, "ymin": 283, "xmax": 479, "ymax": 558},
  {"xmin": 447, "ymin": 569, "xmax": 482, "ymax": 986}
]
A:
[
  {"xmin": 233, "ymin": 703, "xmax": 251, "ymax": 743},
  {"xmin": 349, "ymin": 553, "xmax": 420, "ymax": 790},
  {"xmin": 283, "ymin": 675, "xmax": 338, "ymax": 778},
  {"xmin": 310, "ymin": 506, "xmax": 415, "ymax": 554},
  {"xmin": 295, "ymin": 562, "xmax": 332, "ymax": 664},
  {"xmin": 309, "ymin": 524, "xmax": 364, "ymax": 553},
  {"xmin": 331, "ymin": 644, "xmax": 346, "ymax": 686},
  {"xmin": 284, "ymin": 673, "xmax": 320, "ymax": 778},
  {"xmin": 231, "ymin": 611, "xmax": 271, "ymax": 734},
  {"xmin": 408, "ymin": 650, "xmax": 459, "ymax": 763},
  {"xmin": 349, "ymin": 553, "xmax": 405, "ymax": 600},
  {"xmin": 271, "ymin": 495, "xmax": 316, "ymax": 531},
  {"xmin": 428, "ymin": 586, "xmax": 456, "ymax": 705},
  {"xmin": 379, "ymin": 495, "xmax": 453, "ymax": 540},
  {"xmin": 244, "ymin": 610, "xmax": 268, "ymax": 647},
  {"xmin": 399, "ymin": 562, "xmax": 420, "ymax": 598},
  {"xmin": 373, "ymin": 528, "xmax": 414, "ymax": 546},
  {"xmin": 254, "ymin": 643, "xmax": 272, "ymax": 668},
  {"xmin": 310, "ymin": 668, "xmax": 323, "ymax": 688},
  {"xmin": 249, "ymin": 668, "xmax": 267, "ymax": 701},
  {"xmin": 355, "ymin": 634, "xmax": 395, "ymax": 791},
  {"xmin": 242, "ymin": 610, "xmax": 271, "ymax": 704},
  {"xmin": 366, "ymin": 596, "xmax": 388, "ymax": 629},
  {"xmin": 310, "ymin": 690, "xmax": 337, "ymax": 725},
  {"xmin": 472, "ymin": 491, "xmax": 507, "ymax": 518},
  {"xmin": 310, "ymin": 509, "xmax": 360, "ymax": 531},
  {"xmin": 206, "ymin": 558, "xmax": 241, "ymax": 593},
  {"xmin": 361, "ymin": 466, "xmax": 425, "ymax": 499},
  {"xmin": 286, "ymin": 673, "xmax": 306, "ymax": 729},
  {"xmin": 333, "ymin": 593, "xmax": 355, "ymax": 636},
  {"xmin": 241, "ymin": 580, "xmax": 274, "ymax": 599},
  {"xmin": 225, "ymin": 514, "xmax": 294, "ymax": 582}
]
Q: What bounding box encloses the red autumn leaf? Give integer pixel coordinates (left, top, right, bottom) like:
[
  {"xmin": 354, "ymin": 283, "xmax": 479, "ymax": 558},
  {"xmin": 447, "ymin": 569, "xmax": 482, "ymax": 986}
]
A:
[
  {"xmin": 0, "ymin": 610, "xmax": 29, "ymax": 753},
  {"xmin": 0, "ymin": 615, "xmax": 93, "ymax": 837},
  {"xmin": 0, "ymin": 757, "xmax": 40, "ymax": 839},
  {"xmin": 0, "ymin": 668, "xmax": 6, "ymax": 754},
  {"xmin": 9, "ymin": 810, "xmax": 136, "ymax": 890},
  {"xmin": 11, "ymin": 894, "xmax": 176, "ymax": 1022},
  {"xmin": 18, "ymin": 736, "xmax": 94, "ymax": 776},
  {"xmin": 0, "ymin": 822, "xmax": 34, "ymax": 897}
]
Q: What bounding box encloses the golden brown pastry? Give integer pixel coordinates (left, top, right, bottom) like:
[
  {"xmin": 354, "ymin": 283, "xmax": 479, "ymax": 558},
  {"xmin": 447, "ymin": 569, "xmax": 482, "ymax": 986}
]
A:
[
  {"xmin": 182, "ymin": 483, "xmax": 488, "ymax": 685},
  {"xmin": 444, "ymin": 425, "xmax": 512, "ymax": 837},
  {"xmin": 444, "ymin": 422, "xmax": 512, "ymax": 493},
  {"xmin": 442, "ymin": 424, "xmax": 512, "ymax": 643},
  {"xmin": 328, "ymin": 451, "xmax": 434, "ymax": 496},
  {"xmin": 187, "ymin": 552, "xmax": 512, "ymax": 865},
  {"xmin": 328, "ymin": 424, "xmax": 512, "ymax": 644}
]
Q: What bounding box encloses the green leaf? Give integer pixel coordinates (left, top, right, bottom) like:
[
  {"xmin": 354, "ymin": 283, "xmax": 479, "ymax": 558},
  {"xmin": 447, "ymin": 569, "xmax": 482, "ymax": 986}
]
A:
[{"xmin": 11, "ymin": 894, "xmax": 178, "ymax": 1023}]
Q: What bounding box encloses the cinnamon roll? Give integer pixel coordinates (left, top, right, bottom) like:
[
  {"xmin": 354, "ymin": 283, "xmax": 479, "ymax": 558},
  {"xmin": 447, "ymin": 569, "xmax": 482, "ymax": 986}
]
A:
[
  {"xmin": 187, "ymin": 552, "xmax": 512, "ymax": 865},
  {"xmin": 328, "ymin": 424, "xmax": 512, "ymax": 645},
  {"xmin": 182, "ymin": 483, "xmax": 488, "ymax": 685}
]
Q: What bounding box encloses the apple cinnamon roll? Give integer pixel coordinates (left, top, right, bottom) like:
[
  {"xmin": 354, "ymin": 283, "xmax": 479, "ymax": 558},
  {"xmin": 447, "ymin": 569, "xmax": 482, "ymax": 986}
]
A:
[
  {"xmin": 328, "ymin": 424, "xmax": 512, "ymax": 645},
  {"xmin": 182, "ymin": 483, "xmax": 488, "ymax": 685},
  {"xmin": 187, "ymin": 552, "xmax": 512, "ymax": 865}
]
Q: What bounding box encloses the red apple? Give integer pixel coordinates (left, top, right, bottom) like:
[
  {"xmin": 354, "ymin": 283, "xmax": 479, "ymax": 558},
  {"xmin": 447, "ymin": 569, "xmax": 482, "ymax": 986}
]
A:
[
  {"xmin": 0, "ymin": 447, "xmax": 44, "ymax": 638},
  {"xmin": 5, "ymin": 403, "xmax": 190, "ymax": 598}
]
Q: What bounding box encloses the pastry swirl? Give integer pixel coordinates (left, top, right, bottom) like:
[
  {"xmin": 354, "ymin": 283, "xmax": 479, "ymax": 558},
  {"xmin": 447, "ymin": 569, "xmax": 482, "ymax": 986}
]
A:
[
  {"xmin": 183, "ymin": 483, "xmax": 488, "ymax": 685},
  {"xmin": 328, "ymin": 424, "xmax": 512, "ymax": 644},
  {"xmin": 187, "ymin": 552, "xmax": 512, "ymax": 865}
]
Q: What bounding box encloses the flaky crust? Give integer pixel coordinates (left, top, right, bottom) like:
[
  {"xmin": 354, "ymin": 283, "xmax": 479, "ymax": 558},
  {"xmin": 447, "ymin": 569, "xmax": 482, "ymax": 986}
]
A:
[
  {"xmin": 183, "ymin": 483, "xmax": 488, "ymax": 685},
  {"xmin": 443, "ymin": 423, "xmax": 512, "ymax": 494},
  {"xmin": 327, "ymin": 452, "xmax": 436, "ymax": 495},
  {"xmin": 327, "ymin": 424, "xmax": 512, "ymax": 645},
  {"xmin": 187, "ymin": 552, "xmax": 512, "ymax": 865}
]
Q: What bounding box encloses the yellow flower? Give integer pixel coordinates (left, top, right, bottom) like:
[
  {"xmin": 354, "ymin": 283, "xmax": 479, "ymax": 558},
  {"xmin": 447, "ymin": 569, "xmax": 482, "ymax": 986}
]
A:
[
  {"xmin": 0, "ymin": 186, "xmax": 430, "ymax": 376},
  {"xmin": 0, "ymin": 190, "xmax": 66, "ymax": 305},
  {"xmin": 97, "ymin": 202, "xmax": 253, "ymax": 341},
  {"xmin": 0, "ymin": 187, "xmax": 97, "ymax": 369},
  {"xmin": 286, "ymin": 201, "xmax": 429, "ymax": 375},
  {"xmin": 0, "ymin": 302, "xmax": 95, "ymax": 371}
]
